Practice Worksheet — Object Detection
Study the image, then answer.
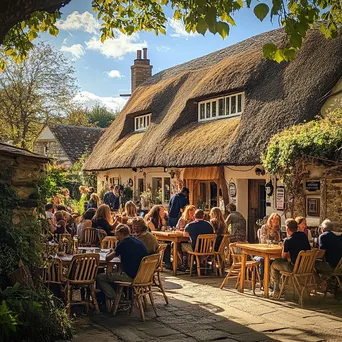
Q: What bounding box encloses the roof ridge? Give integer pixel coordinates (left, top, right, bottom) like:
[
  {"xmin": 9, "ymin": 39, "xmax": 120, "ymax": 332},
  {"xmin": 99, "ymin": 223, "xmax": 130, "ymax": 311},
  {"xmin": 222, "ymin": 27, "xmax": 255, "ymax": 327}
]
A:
[{"xmin": 48, "ymin": 123, "xmax": 105, "ymax": 130}]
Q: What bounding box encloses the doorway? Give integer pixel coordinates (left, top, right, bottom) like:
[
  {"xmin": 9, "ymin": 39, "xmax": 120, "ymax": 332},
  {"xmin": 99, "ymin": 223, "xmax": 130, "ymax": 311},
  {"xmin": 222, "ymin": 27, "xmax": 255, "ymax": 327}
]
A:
[{"xmin": 248, "ymin": 179, "xmax": 266, "ymax": 242}]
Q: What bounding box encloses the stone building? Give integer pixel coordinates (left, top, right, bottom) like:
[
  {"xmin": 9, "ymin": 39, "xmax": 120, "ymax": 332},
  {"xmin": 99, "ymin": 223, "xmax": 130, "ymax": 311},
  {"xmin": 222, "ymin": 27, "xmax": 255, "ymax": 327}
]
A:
[{"xmin": 34, "ymin": 124, "xmax": 105, "ymax": 167}]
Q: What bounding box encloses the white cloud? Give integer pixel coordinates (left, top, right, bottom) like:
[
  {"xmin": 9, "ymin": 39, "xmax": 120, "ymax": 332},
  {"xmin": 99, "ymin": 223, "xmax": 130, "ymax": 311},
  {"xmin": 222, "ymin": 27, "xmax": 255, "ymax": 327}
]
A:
[
  {"xmin": 168, "ymin": 18, "xmax": 199, "ymax": 38},
  {"xmin": 85, "ymin": 31, "xmax": 147, "ymax": 59},
  {"xmin": 74, "ymin": 91, "xmax": 127, "ymax": 112},
  {"xmin": 56, "ymin": 11, "xmax": 100, "ymax": 34},
  {"xmin": 61, "ymin": 44, "xmax": 85, "ymax": 59},
  {"xmin": 156, "ymin": 45, "xmax": 171, "ymax": 52},
  {"xmin": 107, "ymin": 70, "xmax": 122, "ymax": 78}
]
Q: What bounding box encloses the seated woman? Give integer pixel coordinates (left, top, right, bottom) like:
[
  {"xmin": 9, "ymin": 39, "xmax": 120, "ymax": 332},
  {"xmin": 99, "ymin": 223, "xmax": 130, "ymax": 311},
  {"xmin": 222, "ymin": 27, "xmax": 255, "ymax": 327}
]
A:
[
  {"xmin": 88, "ymin": 193, "xmax": 101, "ymax": 209},
  {"xmin": 295, "ymin": 216, "xmax": 313, "ymax": 246},
  {"xmin": 132, "ymin": 217, "xmax": 159, "ymax": 254},
  {"xmin": 77, "ymin": 208, "xmax": 97, "ymax": 243},
  {"xmin": 177, "ymin": 205, "xmax": 196, "ymax": 231},
  {"xmin": 124, "ymin": 201, "xmax": 138, "ymax": 220},
  {"xmin": 54, "ymin": 211, "xmax": 66, "ymax": 235},
  {"xmin": 92, "ymin": 204, "xmax": 116, "ymax": 236},
  {"xmin": 145, "ymin": 205, "xmax": 167, "ymax": 231},
  {"xmin": 210, "ymin": 207, "xmax": 228, "ymax": 251}
]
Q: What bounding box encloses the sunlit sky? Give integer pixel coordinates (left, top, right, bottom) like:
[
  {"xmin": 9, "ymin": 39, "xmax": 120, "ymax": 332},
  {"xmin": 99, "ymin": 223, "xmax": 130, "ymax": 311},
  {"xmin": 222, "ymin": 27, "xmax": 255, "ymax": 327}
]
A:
[{"xmin": 39, "ymin": 0, "xmax": 278, "ymax": 112}]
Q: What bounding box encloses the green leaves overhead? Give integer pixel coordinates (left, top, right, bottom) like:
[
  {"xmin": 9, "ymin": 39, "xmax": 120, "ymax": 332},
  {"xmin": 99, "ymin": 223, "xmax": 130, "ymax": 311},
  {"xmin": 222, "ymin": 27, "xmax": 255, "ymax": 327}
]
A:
[
  {"xmin": 254, "ymin": 3, "xmax": 270, "ymax": 21},
  {"xmin": 1, "ymin": 0, "xmax": 342, "ymax": 68}
]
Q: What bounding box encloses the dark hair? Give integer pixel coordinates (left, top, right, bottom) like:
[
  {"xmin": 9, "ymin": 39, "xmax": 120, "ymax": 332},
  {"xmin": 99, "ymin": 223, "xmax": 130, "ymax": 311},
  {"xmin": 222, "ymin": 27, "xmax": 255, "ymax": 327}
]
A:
[
  {"xmin": 194, "ymin": 209, "xmax": 204, "ymax": 219},
  {"xmin": 110, "ymin": 185, "xmax": 115, "ymax": 190},
  {"xmin": 88, "ymin": 187, "xmax": 95, "ymax": 193},
  {"xmin": 132, "ymin": 217, "xmax": 148, "ymax": 231},
  {"xmin": 56, "ymin": 205, "xmax": 66, "ymax": 211},
  {"xmin": 227, "ymin": 203, "xmax": 236, "ymax": 212},
  {"xmin": 116, "ymin": 224, "xmax": 130, "ymax": 236},
  {"xmin": 83, "ymin": 208, "xmax": 96, "ymax": 220},
  {"xmin": 286, "ymin": 218, "xmax": 298, "ymax": 232},
  {"xmin": 45, "ymin": 203, "xmax": 54, "ymax": 211},
  {"xmin": 55, "ymin": 211, "xmax": 64, "ymax": 222},
  {"xmin": 181, "ymin": 187, "xmax": 189, "ymax": 195}
]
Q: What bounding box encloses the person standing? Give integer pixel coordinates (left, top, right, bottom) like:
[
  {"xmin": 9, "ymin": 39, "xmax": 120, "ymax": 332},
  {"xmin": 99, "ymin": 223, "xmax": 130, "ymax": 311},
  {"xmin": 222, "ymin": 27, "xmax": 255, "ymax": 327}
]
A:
[
  {"xmin": 103, "ymin": 185, "xmax": 121, "ymax": 211},
  {"xmin": 168, "ymin": 187, "xmax": 189, "ymax": 227}
]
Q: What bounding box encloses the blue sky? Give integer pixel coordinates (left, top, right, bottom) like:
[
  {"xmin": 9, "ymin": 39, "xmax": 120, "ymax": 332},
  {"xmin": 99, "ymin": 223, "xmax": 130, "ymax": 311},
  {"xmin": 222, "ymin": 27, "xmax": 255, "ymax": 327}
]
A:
[{"xmin": 40, "ymin": 0, "xmax": 279, "ymax": 112}]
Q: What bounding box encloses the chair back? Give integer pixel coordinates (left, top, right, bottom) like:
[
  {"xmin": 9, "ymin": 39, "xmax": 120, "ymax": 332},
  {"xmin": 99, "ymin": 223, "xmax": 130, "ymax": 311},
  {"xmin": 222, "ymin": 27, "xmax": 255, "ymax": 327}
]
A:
[
  {"xmin": 229, "ymin": 243, "xmax": 243, "ymax": 264},
  {"xmin": 83, "ymin": 228, "xmax": 99, "ymax": 246},
  {"xmin": 194, "ymin": 234, "xmax": 216, "ymax": 253},
  {"xmin": 101, "ymin": 236, "xmax": 117, "ymax": 249},
  {"xmin": 133, "ymin": 254, "xmax": 159, "ymax": 286},
  {"xmin": 44, "ymin": 258, "xmax": 63, "ymax": 284},
  {"xmin": 67, "ymin": 253, "xmax": 99, "ymax": 284},
  {"xmin": 292, "ymin": 249, "xmax": 317, "ymax": 275},
  {"xmin": 218, "ymin": 234, "xmax": 231, "ymax": 253},
  {"xmin": 156, "ymin": 243, "xmax": 167, "ymax": 270}
]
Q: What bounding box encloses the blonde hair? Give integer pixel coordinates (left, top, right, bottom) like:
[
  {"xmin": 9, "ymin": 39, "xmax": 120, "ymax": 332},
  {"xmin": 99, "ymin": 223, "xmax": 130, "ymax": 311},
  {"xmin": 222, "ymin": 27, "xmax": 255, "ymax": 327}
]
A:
[
  {"xmin": 266, "ymin": 213, "xmax": 281, "ymax": 229},
  {"xmin": 210, "ymin": 207, "xmax": 227, "ymax": 234},
  {"xmin": 125, "ymin": 201, "xmax": 137, "ymax": 218},
  {"xmin": 295, "ymin": 216, "xmax": 306, "ymax": 225},
  {"xmin": 79, "ymin": 185, "xmax": 88, "ymax": 194},
  {"xmin": 90, "ymin": 193, "xmax": 101, "ymax": 206},
  {"xmin": 94, "ymin": 204, "xmax": 113, "ymax": 224},
  {"xmin": 181, "ymin": 205, "xmax": 196, "ymax": 221}
]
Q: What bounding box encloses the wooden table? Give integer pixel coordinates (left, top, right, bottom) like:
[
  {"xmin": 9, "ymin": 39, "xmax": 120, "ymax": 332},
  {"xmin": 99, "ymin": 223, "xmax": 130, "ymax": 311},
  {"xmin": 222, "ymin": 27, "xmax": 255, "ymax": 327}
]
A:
[
  {"xmin": 54, "ymin": 248, "xmax": 120, "ymax": 273},
  {"xmin": 236, "ymin": 243, "xmax": 282, "ymax": 298},
  {"xmin": 152, "ymin": 231, "xmax": 190, "ymax": 276}
]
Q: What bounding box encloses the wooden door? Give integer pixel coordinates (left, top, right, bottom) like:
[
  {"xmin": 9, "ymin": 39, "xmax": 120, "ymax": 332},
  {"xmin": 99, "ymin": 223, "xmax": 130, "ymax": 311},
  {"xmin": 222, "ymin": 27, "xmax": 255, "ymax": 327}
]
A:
[{"xmin": 248, "ymin": 179, "xmax": 266, "ymax": 243}]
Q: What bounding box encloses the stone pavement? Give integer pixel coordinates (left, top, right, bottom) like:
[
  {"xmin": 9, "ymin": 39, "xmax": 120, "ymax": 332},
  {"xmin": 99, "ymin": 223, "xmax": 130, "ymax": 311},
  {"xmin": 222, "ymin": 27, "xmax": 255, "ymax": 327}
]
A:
[{"xmin": 72, "ymin": 272, "xmax": 342, "ymax": 342}]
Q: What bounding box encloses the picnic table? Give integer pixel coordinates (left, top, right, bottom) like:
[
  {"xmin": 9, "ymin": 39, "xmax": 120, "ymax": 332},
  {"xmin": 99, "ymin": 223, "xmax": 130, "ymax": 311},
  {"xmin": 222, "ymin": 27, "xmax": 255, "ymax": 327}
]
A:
[
  {"xmin": 236, "ymin": 243, "xmax": 282, "ymax": 298},
  {"xmin": 152, "ymin": 231, "xmax": 190, "ymax": 276},
  {"xmin": 54, "ymin": 247, "xmax": 120, "ymax": 273}
]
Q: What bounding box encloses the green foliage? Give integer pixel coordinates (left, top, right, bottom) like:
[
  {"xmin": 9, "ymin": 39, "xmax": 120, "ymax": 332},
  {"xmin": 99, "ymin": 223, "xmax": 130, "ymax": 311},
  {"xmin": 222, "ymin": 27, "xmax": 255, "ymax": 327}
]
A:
[
  {"xmin": 0, "ymin": 285, "xmax": 72, "ymax": 341},
  {"xmin": 1, "ymin": 0, "xmax": 342, "ymax": 66},
  {"xmin": 88, "ymin": 102, "xmax": 117, "ymax": 128},
  {"xmin": 0, "ymin": 300, "xmax": 18, "ymax": 341},
  {"xmin": 262, "ymin": 108, "xmax": 342, "ymax": 177}
]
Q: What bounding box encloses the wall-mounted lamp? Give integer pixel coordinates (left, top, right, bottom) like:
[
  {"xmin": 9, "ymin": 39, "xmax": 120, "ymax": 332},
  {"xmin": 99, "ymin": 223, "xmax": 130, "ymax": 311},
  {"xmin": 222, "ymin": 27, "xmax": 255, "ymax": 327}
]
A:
[
  {"xmin": 265, "ymin": 180, "xmax": 274, "ymax": 197},
  {"xmin": 164, "ymin": 167, "xmax": 168, "ymax": 173},
  {"xmin": 255, "ymin": 167, "xmax": 265, "ymax": 176},
  {"xmin": 132, "ymin": 167, "xmax": 137, "ymax": 172},
  {"xmin": 169, "ymin": 170, "xmax": 175, "ymax": 179},
  {"xmin": 139, "ymin": 168, "xmax": 143, "ymax": 172}
]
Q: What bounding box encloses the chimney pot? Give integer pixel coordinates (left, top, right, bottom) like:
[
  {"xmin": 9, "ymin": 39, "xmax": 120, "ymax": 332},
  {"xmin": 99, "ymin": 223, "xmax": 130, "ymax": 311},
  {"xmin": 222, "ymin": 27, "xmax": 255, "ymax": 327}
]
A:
[
  {"xmin": 143, "ymin": 47, "xmax": 147, "ymax": 59},
  {"xmin": 137, "ymin": 50, "xmax": 142, "ymax": 59}
]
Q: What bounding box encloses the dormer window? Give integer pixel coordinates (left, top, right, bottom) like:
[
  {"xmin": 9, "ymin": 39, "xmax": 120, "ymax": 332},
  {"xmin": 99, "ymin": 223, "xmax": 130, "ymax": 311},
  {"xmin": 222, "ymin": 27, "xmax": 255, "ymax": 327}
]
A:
[
  {"xmin": 198, "ymin": 92, "xmax": 244, "ymax": 122},
  {"xmin": 134, "ymin": 113, "xmax": 151, "ymax": 132}
]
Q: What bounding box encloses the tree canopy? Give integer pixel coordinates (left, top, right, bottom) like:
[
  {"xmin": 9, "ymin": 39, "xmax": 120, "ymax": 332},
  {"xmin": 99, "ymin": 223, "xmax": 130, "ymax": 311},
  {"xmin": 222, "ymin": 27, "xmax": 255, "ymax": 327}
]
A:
[{"xmin": 0, "ymin": 0, "xmax": 341, "ymax": 68}]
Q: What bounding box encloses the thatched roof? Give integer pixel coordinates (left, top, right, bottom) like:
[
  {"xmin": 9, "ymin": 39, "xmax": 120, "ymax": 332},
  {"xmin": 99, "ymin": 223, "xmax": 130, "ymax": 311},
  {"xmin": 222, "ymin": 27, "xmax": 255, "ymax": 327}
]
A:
[
  {"xmin": 48, "ymin": 124, "xmax": 105, "ymax": 163},
  {"xmin": 84, "ymin": 28, "xmax": 342, "ymax": 171},
  {"xmin": 0, "ymin": 142, "xmax": 50, "ymax": 162}
]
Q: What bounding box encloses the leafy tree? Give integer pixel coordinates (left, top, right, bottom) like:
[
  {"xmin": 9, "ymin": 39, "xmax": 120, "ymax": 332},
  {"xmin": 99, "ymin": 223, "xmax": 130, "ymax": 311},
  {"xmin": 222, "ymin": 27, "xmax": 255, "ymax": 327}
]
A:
[
  {"xmin": 88, "ymin": 102, "xmax": 117, "ymax": 128},
  {"xmin": 0, "ymin": 0, "xmax": 341, "ymax": 66},
  {"xmin": 0, "ymin": 43, "xmax": 77, "ymax": 149},
  {"xmin": 64, "ymin": 106, "xmax": 91, "ymax": 127}
]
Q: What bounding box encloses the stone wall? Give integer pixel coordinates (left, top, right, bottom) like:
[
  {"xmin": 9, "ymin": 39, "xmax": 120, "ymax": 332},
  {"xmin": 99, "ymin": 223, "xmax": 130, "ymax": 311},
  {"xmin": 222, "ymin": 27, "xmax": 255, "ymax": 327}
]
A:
[
  {"xmin": 33, "ymin": 139, "xmax": 71, "ymax": 166},
  {"xmin": 324, "ymin": 177, "xmax": 342, "ymax": 231}
]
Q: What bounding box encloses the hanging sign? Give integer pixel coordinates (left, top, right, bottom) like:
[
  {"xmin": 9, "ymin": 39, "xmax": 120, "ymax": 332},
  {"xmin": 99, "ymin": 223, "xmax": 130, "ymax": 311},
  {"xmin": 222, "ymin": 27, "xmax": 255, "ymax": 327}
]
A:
[
  {"xmin": 229, "ymin": 182, "xmax": 237, "ymax": 198},
  {"xmin": 128, "ymin": 178, "xmax": 133, "ymax": 187},
  {"xmin": 276, "ymin": 187, "xmax": 285, "ymax": 210},
  {"xmin": 305, "ymin": 181, "xmax": 320, "ymax": 192}
]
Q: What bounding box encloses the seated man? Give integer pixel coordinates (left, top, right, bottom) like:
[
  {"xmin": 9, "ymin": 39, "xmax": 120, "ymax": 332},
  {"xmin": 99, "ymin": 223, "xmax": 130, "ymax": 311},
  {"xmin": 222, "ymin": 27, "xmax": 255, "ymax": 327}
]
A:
[
  {"xmin": 182, "ymin": 209, "xmax": 214, "ymax": 253},
  {"xmin": 132, "ymin": 217, "xmax": 159, "ymax": 254},
  {"xmin": 315, "ymin": 219, "xmax": 342, "ymax": 274},
  {"xmin": 97, "ymin": 224, "xmax": 148, "ymax": 300},
  {"xmin": 270, "ymin": 218, "xmax": 310, "ymax": 296}
]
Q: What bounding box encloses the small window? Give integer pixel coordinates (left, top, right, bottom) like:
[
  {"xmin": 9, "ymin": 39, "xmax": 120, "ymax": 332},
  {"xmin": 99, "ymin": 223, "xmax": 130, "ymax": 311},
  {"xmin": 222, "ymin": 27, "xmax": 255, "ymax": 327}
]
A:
[
  {"xmin": 198, "ymin": 92, "xmax": 244, "ymax": 122},
  {"xmin": 134, "ymin": 113, "xmax": 151, "ymax": 131}
]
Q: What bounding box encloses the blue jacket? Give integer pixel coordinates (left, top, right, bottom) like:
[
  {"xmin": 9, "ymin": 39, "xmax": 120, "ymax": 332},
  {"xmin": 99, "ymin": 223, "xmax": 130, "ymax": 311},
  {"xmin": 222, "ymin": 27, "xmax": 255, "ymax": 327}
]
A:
[{"xmin": 168, "ymin": 193, "xmax": 189, "ymax": 219}]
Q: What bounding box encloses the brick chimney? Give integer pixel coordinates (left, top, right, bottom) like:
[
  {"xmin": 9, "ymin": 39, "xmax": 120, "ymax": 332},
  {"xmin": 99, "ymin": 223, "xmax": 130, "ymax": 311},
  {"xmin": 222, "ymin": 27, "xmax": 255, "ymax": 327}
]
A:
[{"xmin": 131, "ymin": 48, "xmax": 152, "ymax": 93}]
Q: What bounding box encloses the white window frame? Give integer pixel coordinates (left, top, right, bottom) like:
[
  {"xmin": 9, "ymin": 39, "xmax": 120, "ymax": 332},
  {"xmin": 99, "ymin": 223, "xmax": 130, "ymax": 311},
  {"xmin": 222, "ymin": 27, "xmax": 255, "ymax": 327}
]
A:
[
  {"xmin": 198, "ymin": 92, "xmax": 245, "ymax": 122},
  {"xmin": 150, "ymin": 174, "xmax": 171, "ymax": 205},
  {"xmin": 134, "ymin": 113, "xmax": 151, "ymax": 132}
]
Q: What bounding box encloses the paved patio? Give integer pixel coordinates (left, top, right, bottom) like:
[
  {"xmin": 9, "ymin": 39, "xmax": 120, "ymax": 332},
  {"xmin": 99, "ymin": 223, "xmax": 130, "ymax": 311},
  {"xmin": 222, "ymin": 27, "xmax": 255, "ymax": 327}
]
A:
[{"xmin": 72, "ymin": 272, "xmax": 342, "ymax": 342}]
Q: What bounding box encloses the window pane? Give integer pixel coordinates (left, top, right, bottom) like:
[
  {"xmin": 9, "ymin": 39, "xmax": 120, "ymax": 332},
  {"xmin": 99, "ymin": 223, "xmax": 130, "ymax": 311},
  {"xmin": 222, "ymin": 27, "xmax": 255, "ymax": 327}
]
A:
[
  {"xmin": 218, "ymin": 98, "xmax": 225, "ymax": 116},
  {"xmin": 143, "ymin": 116, "xmax": 146, "ymax": 128},
  {"xmin": 135, "ymin": 118, "xmax": 138, "ymax": 130},
  {"xmin": 212, "ymin": 101, "xmax": 216, "ymax": 117},
  {"xmin": 206, "ymin": 102, "xmax": 211, "ymax": 118},
  {"xmin": 164, "ymin": 178, "xmax": 171, "ymax": 202},
  {"xmin": 231, "ymin": 96, "xmax": 236, "ymax": 114},
  {"xmin": 225, "ymin": 97, "xmax": 230, "ymax": 115},
  {"xmin": 200, "ymin": 103, "xmax": 205, "ymax": 120},
  {"xmin": 152, "ymin": 177, "xmax": 163, "ymax": 204},
  {"xmin": 147, "ymin": 115, "xmax": 150, "ymax": 127},
  {"xmin": 237, "ymin": 94, "xmax": 242, "ymax": 113}
]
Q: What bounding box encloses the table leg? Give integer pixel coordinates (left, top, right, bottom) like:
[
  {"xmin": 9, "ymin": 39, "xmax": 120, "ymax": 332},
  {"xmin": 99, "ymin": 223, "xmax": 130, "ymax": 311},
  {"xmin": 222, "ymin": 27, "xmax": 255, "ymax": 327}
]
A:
[
  {"xmin": 172, "ymin": 240, "xmax": 177, "ymax": 276},
  {"xmin": 239, "ymin": 252, "xmax": 247, "ymax": 293},
  {"xmin": 264, "ymin": 255, "xmax": 270, "ymax": 298},
  {"xmin": 106, "ymin": 263, "xmax": 114, "ymax": 274}
]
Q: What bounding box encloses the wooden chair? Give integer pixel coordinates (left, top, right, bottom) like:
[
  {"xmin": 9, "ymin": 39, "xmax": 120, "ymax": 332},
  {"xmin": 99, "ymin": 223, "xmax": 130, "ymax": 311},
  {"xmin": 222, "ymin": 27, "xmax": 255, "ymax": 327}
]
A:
[
  {"xmin": 188, "ymin": 234, "xmax": 217, "ymax": 277},
  {"xmin": 277, "ymin": 249, "xmax": 317, "ymax": 307},
  {"xmin": 215, "ymin": 234, "xmax": 231, "ymax": 277},
  {"xmin": 65, "ymin": 253, "xmax": 100, "ymax": 315},
  {"xmin": 82, "ymin": 228, "xmax": 99, "ymax": 247},
  {"xmin": 113, "ymin": 254, "xmax": 160, "ymax": 321},
  {"xmin": 220, "ymin": 243, "xmax": 261, "ymax": 294},
  {"xmin": 153, "ymin": 244, "xmax": 169, "ymax": 304},
  {"xmin": 44, "ymin": 258, "xmax": 65, "ymax": 298},
  {"xmin": 320, "ymin": 258, "xmax": 342, "ymax": 298},
  {"xmin": 101, "ymin": 236, "xmax": 117, "ymax": 249}
]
